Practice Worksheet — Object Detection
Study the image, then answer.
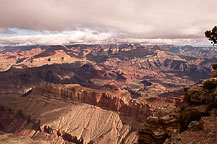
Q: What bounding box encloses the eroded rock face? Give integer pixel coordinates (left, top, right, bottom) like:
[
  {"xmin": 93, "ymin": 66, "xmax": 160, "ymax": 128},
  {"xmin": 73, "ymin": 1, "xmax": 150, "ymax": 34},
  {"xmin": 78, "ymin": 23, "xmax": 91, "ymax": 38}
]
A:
[
  {"xmin": 30, "ymin": 82, "xmax": 152, "ymax": 121},
  {"xmin": 187, "ymin": 121, "xmax": 202, "ymax": 131},
  {"xmin": 164, "ymin": 64, "xmax": 217, "ymax": 144},
  {"xmin": 0, "ymin": 104, "xmax": 80, "ymax": 144},
  {"xmin": 184, "ymin": 63, "xmax": 217, "ymax": 105},
  {"xmin": 0, "ymin": 80, "xmax": 153, "ymax": 144},
  {"xmin": 184, "ymin": 84, "xmax": 217, "ymax": 105},
  {"xmin": 138, "ymin": 107, "xmax": 180, "ymax": 144},
  {"xmin": 138, "ymin": 104, "xmax": 209, "ymax": 144},
  {"xmin": 164, "ymin": 109, "xmax": 217, "ymax": 144},
  {"xmin": 0, "ymin": 93, "xmax": 142, "ymax": 144},
  {"xmin": 0, "ymin": 132, "xmax": 49, "ymax": 144},
  {"xmin": 0, "ymin": 62, "xmax": 113, "ymax": 95},
  {"xmin": 138, "ymin": 63, "xmax": 217, "ymax": 144},
  {"xmin": 211, "ymin": 63, "xmax": 217, "ymax": 78},
  {"xmin": 0, "ymin": 44, "xmax": 213, "ymax": 97}
]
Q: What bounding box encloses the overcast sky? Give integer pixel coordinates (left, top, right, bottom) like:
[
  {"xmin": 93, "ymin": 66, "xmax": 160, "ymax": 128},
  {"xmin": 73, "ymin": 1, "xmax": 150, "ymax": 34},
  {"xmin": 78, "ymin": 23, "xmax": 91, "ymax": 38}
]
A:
[{"xmin": 0, "ymin": 0, "xmax": 216, "ymax": 46}]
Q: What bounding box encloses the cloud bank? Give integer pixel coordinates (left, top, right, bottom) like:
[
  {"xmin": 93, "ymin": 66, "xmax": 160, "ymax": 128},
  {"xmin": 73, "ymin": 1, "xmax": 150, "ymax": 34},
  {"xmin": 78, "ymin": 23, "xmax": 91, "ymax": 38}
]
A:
[
  {"xmin": 0, "ymin": 31, "xmax": 211, "ymax": 47},
  {"xmin": 0, "ymin": 0, "xmax": 216, "ymax": 46}
]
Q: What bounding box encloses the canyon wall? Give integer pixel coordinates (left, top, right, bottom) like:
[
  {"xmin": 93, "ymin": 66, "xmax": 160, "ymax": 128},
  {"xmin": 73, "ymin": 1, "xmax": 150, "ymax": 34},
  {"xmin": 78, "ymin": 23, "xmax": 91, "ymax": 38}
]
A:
[
  {"xmin": 30, "ymin": 82, "xmax": 152, "ymax": 122},
  {"xmin": 138, "ymin": 63, "xmax": 217, "ymax": 144}
]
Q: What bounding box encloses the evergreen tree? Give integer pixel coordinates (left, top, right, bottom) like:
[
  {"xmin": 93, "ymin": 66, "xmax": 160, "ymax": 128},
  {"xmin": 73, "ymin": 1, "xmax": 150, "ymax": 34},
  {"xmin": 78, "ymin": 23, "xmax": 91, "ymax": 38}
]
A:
[{"xmin": 205, "ymin": 26, "xmax": 217, "ymax": 45}]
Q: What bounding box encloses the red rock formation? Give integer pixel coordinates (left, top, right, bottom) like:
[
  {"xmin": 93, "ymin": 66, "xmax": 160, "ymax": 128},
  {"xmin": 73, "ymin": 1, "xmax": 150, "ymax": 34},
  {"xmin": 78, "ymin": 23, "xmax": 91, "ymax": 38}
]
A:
[
  {"xmin": 0, "ymin": 104, "xmax": 83, "ymax": 143},
  {"xmin": 30, "ymin": 82, "xmax": 152, "ymax": 122},
  {"xmin": 138, "ymin": 63, "xmax": 217, "ymax": 144}
]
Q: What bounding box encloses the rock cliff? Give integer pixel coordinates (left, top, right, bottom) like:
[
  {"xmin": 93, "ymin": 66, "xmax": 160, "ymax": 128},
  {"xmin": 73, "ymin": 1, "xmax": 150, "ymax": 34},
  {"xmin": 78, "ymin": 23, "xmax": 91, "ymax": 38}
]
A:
[
  {"xmin": 138, "ymin": 63, "xmax": 217, "ymax": 144},
  {"xmin": 30, "ymin": 82, "xmax": 152, "ymax": 121},
  {"xmin": 0, "ymin": 81, "xmax": 151, "ymax": 143},
  {"xmin": 0, "ymin": 104, "xmax": 83, "ymax": 144},
  {"xmin": 0, "ymin": 44, "xmax": 213, "ymax": 97}
]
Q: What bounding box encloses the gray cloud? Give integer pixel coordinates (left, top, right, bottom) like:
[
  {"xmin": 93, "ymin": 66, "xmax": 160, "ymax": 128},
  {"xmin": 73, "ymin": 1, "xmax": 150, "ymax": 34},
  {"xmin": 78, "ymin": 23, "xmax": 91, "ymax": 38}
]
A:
[{"xmin": 0, "ymin": 0, "xmax": 217, "ymax": 40}]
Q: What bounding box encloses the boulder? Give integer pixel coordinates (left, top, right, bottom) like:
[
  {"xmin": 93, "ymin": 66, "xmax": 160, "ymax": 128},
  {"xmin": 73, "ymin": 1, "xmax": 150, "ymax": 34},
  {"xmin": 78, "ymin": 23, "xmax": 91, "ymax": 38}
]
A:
[{"xmin": 187, "ymin": 121, "xmax": 202, "ymax": 131}]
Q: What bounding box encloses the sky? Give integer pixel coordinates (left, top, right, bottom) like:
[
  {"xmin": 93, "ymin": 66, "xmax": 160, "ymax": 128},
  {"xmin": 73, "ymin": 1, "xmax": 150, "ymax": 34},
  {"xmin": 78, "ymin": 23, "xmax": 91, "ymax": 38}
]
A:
[{"xmin": 0, "ymin": 0, "xmax": 216, "ymax": 46}]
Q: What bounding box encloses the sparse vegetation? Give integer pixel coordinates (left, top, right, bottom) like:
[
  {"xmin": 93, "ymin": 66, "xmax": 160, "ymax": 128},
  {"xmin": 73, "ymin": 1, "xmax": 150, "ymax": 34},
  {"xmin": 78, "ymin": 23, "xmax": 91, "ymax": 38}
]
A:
[
  {"xmin": 202, "ymin": 78, "xmax": 217, "ymax": 90},
  {"xmin": 205, "ymin": 26, "xmax": 217, "ymax": 45}
]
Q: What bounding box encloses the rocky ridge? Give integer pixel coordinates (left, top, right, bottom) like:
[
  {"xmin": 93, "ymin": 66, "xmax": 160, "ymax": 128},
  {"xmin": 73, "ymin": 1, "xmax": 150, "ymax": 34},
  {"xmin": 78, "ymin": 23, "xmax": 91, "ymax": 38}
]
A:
[
  {"xmin": 0, "ymin": 44, "xmax": 213, "ymax": 98},
  {"xmin": 0, "ymin": 94, "xmax": 140, "ymax": 143},
  {"xmin": 0, "ymin": 104, "xmax": 82, "ymax": 144},
  {"xmin": 0, "ymin": 82, "xmax": 149, "ymax": 144},
  {"xmin": 138, "ymin": 63, "xmax": 217, "ymax": 144},
  {"xmin": 0, "ymin": 132, "xmax": 49, "ymax": 144},
  {"xmin": 29, "ymin": 82, "xmax": 152, "ymax": 121}
]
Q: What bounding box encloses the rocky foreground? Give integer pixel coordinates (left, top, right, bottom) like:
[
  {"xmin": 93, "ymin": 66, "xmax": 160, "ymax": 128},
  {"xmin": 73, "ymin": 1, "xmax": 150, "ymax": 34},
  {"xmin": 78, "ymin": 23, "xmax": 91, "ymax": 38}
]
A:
[{"xmin": 138, "ymin": 63, "xmax": 217, "ymax": 144}]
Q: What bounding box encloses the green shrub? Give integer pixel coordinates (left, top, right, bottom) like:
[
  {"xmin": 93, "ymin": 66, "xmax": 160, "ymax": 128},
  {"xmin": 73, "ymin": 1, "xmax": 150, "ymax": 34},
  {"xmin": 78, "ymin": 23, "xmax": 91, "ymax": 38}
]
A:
[{"xmin": 202, "ymin": 78, "xmax": 217, "ymax": 90}]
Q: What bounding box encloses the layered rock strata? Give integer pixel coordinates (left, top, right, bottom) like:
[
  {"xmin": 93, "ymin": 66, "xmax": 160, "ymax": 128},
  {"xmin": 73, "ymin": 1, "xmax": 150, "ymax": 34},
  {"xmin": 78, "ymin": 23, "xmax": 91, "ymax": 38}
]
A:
[
  {"xmin": 138, "ymin": 107, "xmax": 180, "ymax": 144},
  {"xmin": 0, "ymin": 76, "xmax": 154, "ymax": 144},
  {"xmin": 0, "ymin": 104, "xmax": 82, "ymax": 144},
  {"xmin": 29, "ymin": 82, "xmax": 152, "ymax": 121},
  {"xmin": 138, "ymin": 63, "xmax": 217, "ymax": 144}
]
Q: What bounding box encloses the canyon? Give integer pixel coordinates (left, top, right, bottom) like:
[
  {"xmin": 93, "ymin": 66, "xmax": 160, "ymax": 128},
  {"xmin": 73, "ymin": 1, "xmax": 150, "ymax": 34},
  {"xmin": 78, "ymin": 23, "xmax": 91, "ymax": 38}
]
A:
[
  {"xmin": 0, "ymin": 44, "xmax": 216, "ymax": 144},
  {"xmin": 138, "ymin": 64, "xmax": 217, "ymax": 144}
]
